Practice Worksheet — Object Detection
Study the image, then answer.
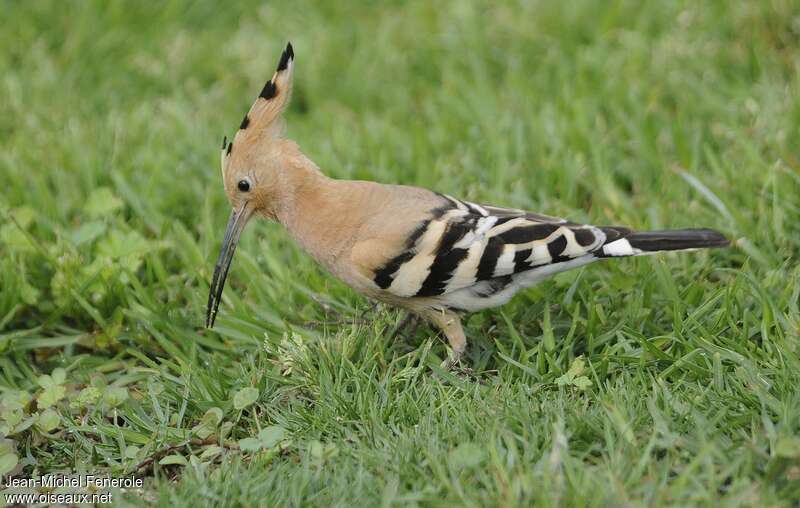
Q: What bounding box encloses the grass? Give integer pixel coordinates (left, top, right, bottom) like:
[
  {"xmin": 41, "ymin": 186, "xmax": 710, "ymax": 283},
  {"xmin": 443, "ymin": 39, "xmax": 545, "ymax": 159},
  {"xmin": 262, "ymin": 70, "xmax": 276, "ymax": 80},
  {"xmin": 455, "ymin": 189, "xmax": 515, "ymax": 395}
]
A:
[{"xmin": 1, "ymin": 0, "xmax": 799, "ymax": 505}]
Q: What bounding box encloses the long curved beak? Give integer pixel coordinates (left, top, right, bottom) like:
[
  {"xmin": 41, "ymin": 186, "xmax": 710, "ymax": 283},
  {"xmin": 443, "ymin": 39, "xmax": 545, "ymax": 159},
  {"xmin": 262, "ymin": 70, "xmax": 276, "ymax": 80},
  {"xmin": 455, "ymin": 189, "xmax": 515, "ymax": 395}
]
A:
[{"xmin": 206, "ymin": 205, "xmax": 251, "ymax": 328}]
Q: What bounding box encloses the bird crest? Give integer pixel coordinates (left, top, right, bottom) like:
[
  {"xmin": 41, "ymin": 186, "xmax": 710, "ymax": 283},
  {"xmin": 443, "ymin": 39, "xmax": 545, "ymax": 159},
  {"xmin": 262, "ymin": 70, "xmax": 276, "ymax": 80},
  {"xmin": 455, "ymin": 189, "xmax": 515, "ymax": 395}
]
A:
[{"xmin": 220, "ymin": 42, "xmax": 295, "ymax": 176}]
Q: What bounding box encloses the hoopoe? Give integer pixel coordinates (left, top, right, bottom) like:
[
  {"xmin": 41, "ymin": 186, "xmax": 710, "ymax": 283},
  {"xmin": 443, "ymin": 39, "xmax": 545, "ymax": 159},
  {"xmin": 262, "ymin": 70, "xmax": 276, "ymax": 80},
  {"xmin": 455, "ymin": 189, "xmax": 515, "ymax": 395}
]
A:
[{"xmin": 206, "ymin": 43, "xmax": 729, "ymax": 365}]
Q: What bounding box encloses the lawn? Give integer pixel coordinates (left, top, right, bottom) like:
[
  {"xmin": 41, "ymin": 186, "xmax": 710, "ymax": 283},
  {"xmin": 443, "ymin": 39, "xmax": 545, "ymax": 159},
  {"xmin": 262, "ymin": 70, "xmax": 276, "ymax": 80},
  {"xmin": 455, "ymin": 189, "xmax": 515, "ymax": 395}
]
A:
[{"xmin": 1, "ymin": 0, "xmax": 799, "ymax": 506}]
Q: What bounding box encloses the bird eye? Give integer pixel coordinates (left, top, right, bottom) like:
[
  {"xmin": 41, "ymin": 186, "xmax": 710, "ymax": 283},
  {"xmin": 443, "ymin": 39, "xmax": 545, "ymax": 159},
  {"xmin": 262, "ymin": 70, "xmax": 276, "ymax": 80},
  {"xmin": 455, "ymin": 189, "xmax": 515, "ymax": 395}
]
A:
[{"xmin": 237, "ymin": 179, "xmax": 250, "ymax": 192}]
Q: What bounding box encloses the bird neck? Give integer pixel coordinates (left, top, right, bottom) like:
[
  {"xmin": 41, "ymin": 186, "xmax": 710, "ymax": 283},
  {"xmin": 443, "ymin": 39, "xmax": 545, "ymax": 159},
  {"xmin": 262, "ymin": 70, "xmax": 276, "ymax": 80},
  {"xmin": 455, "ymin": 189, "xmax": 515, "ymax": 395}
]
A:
[{"xmin": 273, "ymin": 153, "xmax": 359, "ymax": 265}]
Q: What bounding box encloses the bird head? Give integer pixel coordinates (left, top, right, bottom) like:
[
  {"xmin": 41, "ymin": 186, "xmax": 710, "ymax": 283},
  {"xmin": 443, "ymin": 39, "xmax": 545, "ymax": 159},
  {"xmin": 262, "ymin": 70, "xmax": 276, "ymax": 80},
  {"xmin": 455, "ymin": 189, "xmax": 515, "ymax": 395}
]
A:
[{"xmin": 207, "ymin": 42, "xmax": 296, "ymax": 328}]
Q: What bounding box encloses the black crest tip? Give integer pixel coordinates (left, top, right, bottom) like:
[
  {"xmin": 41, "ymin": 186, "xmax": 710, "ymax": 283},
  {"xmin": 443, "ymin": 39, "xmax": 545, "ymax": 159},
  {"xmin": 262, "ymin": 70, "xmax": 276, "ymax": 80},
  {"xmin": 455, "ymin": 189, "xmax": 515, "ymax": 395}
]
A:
[
  {"xmin": 277, "ymin": 42, "xmax": 294, "ymax": 72},
  {"xmin": 239, "ymin": 114, "xmax": 250, "ymax": 130},
  {"xmin": 226, "ymin": 141, "xmax": 233, "ymax": 155},
  {"xmin": 221, "ymin": 135, "xmax": 227, "ymax": 150}
]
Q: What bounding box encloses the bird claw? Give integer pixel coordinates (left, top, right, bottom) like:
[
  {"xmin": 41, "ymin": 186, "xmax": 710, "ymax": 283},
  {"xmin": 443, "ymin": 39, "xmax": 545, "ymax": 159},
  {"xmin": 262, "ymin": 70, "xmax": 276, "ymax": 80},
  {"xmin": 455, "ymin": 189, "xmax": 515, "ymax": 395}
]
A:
[{"xmin": 440, "ymin": 347, "xmax": 464, "ymax": 371}]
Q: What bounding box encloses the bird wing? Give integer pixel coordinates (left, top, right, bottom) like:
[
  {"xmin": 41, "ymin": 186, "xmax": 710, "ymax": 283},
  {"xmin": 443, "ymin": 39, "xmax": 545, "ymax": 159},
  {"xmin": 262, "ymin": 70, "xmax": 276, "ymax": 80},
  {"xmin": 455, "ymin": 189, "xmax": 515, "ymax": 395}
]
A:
[{"xmin": 371, "ymin": 194, "xmax": 619, "ymax": 299}]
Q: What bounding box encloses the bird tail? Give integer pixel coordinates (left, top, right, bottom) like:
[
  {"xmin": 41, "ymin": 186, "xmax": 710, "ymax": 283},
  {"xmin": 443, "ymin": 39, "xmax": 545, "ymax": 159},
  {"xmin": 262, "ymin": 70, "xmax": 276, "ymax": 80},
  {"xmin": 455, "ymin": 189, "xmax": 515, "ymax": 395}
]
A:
[{"xmin": 597, "ymin": 227, "xmax": 730, "ymax": 257}]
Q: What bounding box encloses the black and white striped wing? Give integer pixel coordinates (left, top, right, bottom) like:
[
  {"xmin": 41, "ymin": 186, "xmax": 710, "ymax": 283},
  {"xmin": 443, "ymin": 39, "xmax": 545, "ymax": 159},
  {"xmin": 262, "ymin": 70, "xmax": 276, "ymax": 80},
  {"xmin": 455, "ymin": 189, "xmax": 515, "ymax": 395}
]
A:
[{"xmin": 372, "ymin": 195, "xmax": 614, "ymax": 302}]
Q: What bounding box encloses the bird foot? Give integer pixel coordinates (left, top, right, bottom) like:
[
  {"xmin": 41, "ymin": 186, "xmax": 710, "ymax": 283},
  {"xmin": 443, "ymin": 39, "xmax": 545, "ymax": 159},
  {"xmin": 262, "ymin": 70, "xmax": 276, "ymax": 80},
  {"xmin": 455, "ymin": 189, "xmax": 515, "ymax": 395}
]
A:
[{"xmin": 440, "ymin": 347, "xmax": 465, "ymax": 371}]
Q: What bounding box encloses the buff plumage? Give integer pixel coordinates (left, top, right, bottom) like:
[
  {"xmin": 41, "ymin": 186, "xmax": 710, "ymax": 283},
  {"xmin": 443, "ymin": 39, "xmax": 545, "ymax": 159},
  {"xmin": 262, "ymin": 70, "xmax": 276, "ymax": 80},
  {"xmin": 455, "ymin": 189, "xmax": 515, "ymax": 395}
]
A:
[{"xmin": 206, "ymin": 43, "xmax": 729, "ymax": 366}]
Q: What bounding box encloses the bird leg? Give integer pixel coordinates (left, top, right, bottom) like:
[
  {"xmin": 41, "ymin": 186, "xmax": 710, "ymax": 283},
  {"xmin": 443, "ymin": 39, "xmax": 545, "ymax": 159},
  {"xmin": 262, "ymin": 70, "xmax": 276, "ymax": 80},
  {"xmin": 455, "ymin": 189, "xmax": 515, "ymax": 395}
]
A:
[
  {"xmin": 406, "ymin": 314, "xmax": 421, "ymax": 338},
  {"xmin": 421, "ymin": 309, "xmax": 466, "ymax": 369},
  {"xmin": 385, "ymin": 311, "xmax": 422, "ymax": 345},
  {"xmin": 395, "ymin": 311, "xmax": 415, "ymax": 333}
]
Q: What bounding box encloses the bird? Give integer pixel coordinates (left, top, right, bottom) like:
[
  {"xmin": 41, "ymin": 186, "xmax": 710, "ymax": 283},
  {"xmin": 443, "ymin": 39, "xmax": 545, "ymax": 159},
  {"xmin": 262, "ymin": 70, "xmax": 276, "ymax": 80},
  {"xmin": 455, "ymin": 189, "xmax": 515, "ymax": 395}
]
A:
[{"xmin": 206, "ymin": 42, "xmax": 730, "ymax": 366}]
